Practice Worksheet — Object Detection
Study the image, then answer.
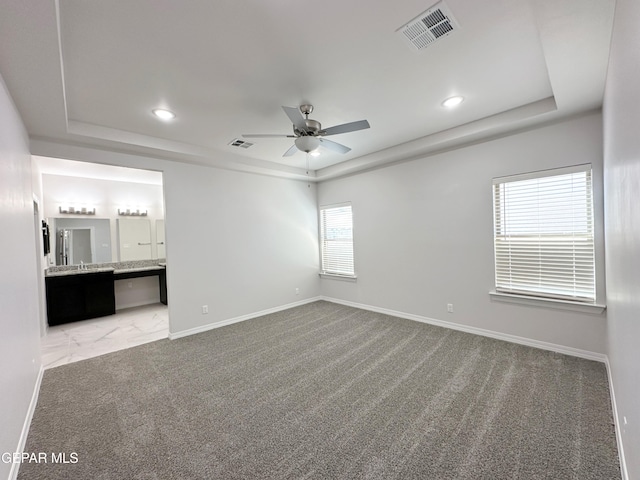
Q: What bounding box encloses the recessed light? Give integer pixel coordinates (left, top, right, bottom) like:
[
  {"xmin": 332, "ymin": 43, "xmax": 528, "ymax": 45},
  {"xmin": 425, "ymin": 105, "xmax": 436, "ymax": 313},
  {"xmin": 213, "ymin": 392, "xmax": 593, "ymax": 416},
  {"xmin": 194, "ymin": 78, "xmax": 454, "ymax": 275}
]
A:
[
  {"xmin": 442, "ymin": 96, "xmax": 464, "ymax": 108},
  {"xmin": 310, "ymin": 150, "xmax": 321, "ymax": 157},
  {"xmin": 152, "ymin": 108, "xmax": 176, "ymax": 120}
]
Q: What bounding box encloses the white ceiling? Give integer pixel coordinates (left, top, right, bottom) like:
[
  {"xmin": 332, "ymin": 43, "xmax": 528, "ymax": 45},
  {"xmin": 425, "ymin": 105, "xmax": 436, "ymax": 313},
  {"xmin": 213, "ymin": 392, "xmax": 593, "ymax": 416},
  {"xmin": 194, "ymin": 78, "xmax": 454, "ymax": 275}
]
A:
[
  {"xmin": 0, "ymin": 0, "xmax": 615, "ymax": 180},
  {"xmin": 34, "ymin": 156, "xmax": 163, "ymax": 185}
]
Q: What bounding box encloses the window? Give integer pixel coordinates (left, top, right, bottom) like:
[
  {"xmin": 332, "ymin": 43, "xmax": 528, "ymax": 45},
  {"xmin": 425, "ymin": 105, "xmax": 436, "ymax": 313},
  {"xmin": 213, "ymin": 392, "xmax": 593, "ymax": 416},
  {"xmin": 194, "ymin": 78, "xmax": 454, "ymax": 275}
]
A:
[
  {"xmin": 492, "ymin": 165, "xmax": 595, "ymax": 303},
  {"xmin": 319, "ymin": 203, "xmax": 355, "ymax": 277}
]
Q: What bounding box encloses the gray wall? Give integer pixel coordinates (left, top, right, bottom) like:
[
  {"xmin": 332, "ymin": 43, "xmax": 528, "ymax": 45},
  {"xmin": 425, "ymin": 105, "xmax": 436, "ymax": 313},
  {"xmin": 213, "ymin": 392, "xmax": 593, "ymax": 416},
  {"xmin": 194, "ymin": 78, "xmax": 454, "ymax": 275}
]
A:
[
  {"xmin": 318, "ymin": 112, "xmax": 607, "ymax": 354},
  {"xmin": 603, "ymin": 0, "xmax": 640, "ymax": 477},
  {"xmin": 0, "ymin": 75, "xmax": 42, "ymax": 479}
]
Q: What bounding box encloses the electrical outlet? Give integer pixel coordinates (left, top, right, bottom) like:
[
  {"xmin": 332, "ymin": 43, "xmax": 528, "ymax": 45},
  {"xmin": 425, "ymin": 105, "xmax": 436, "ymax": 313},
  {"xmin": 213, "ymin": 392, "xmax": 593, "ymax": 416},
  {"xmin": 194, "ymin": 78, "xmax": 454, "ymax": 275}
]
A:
[
  {"xmin": 202, "ymin": 305, "xmax": 209, "ymax": 314},
  {"xmin": 127, "ymin": 281, "xmax": 133, "ymax": 288},
  {"xmin": 447, "ymin": 303, "xmax": 454, "ymax": 313},
  {"xmin": 295, "ymin": 288, "xmax": 300, "ymax": 295}
]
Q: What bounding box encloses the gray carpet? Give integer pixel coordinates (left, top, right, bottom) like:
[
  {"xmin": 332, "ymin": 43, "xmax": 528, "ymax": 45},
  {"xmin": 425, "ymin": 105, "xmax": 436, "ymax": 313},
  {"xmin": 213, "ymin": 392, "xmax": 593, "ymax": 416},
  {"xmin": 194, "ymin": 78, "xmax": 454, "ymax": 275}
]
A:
[{"xmin": 19, "ymin": 301, "xmax": 620, "ymax": 479}]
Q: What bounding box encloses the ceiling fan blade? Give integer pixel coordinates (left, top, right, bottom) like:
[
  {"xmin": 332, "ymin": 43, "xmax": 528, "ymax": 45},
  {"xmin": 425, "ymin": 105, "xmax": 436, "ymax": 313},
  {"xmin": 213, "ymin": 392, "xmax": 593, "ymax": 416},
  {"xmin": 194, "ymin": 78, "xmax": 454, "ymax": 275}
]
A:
[
  {"xmin": 319, "ymin": 138, "xmax": 351, "ymax": 154},
  {"xmin": 242, "ymin": 134, "xmax": 295, "ymax": 138},
  {"xmin": 282, "ymin": 106, "xmax": 309, "ymax": 133},
  {"xmin": 321, "ymin": 119, "xmax": 370, "ymax": 136},
  {"xmin": 283, "ymin": 144, "xmax": 298, "ymax": 157}
]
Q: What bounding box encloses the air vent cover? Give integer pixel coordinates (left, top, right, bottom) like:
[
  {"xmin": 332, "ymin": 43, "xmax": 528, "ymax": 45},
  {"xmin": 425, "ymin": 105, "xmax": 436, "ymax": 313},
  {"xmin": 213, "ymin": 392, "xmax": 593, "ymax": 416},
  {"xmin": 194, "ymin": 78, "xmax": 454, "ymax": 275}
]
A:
[
  {"xmin": 397, "ymin": 2, "xmax": 459, "ymax": 52},
  {"xmin": 229, "ymin": 138, "xmax": 254, "ymax": 149}
]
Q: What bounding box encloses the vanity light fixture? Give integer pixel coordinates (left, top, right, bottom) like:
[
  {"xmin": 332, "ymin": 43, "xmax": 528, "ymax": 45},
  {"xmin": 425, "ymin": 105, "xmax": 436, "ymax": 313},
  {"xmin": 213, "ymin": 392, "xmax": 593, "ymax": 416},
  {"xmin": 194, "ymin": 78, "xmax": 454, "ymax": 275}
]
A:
[
  {"xmin": 118, "ymin": 208, "xmax": 148, "ymax": 216},
  {"xmin": 152, "ymin": 108, "xmax": 176, "ymax": 120},
  {"xmin": 442, "ymin": 96, "xmax": 464, "ymax": 108},
  {"xmin": 59, "ymin": 205, "xmax": 96, "ymax": 215}
]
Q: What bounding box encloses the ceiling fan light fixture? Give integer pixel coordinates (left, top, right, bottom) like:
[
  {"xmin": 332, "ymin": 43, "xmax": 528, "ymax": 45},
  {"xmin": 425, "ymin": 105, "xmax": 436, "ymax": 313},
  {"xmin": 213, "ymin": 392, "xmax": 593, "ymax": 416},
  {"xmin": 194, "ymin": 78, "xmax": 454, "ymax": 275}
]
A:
[
  {"xmin": 152, "ymin": 108, "xmax": 176, "ymax": 120},
  {"xmin": 243, "ymin": 105, "xmax": 369, "ymax": 157},
  {"xmin": 442, "ymin": 96, "xmax": 464, "ymax": 108},
  {"xmin": 295, "ymin": 136, "xmax": 320, "ymax": 153}
]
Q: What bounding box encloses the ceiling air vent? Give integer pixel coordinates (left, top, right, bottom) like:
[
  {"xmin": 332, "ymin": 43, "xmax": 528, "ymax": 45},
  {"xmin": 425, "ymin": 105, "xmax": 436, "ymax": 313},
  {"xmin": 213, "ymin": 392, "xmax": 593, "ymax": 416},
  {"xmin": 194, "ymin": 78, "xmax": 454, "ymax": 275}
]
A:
[
  {"xmin": 229, "ymin": 138, "xmax": 254, "ymax": 149},
  {"xmin": 397, "ymin": 2, "xmax": 459, "ymax": 52}
]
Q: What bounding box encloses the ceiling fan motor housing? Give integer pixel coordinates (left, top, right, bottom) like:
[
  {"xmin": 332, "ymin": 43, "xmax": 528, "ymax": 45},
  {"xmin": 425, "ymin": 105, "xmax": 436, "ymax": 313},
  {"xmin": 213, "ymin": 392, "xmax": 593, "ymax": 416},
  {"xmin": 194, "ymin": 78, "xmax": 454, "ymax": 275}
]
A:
[{"xmin": 295, "ymin": 118, "xmax": 322, "ymax": 136}]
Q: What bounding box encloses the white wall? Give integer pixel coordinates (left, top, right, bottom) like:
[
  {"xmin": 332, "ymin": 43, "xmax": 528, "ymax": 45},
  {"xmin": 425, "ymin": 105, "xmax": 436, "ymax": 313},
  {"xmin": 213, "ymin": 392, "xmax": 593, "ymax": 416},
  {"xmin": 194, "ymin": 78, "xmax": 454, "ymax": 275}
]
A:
[
  {"xmin": 318, "ymin": 112, "xmax": 607, "ymax": 354},
  {"xmin": 0, "ymin": 75, "xmax": 42, "ymax": 479},
  {"xmin": 603, "ymin": 0, "xmax": 640, "ymax": 477},
  {"xmin": 41, "ymin": 174, "xmax": 165, "ymax": 263},
  {"xmin": 162, "ymin": 162, "xmax": 320, "ymax": 333},
  {"xmin": 29, "ymin": 140, "xmax": 322, "ymax": 336}
]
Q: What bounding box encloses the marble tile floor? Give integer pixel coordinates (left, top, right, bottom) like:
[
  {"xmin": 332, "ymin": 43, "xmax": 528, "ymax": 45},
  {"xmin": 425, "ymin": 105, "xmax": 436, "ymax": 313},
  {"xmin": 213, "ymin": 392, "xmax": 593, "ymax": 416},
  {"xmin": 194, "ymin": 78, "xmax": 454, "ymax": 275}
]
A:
[{"xmin": 41, "ymin": 303, "xmax": 169, "ymax": 369}]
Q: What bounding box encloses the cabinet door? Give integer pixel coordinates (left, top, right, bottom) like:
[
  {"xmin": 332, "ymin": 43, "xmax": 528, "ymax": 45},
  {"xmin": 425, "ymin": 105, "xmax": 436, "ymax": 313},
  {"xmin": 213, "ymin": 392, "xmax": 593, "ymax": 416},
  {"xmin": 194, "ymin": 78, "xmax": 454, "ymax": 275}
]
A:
[
  {"xmin": 45, "ymin": 272, "xmax": 115, "ymax": 325},
  {"xmin": 46, "ymin": 277, "xmax": 85, "ymax": 325},
  {"xmin": 84, "ymin": 275, "xmax": 116, "ymax": 318},
  {"xmin": 118, "ymin": 219, "xmax": 152, "ymax": 261}
]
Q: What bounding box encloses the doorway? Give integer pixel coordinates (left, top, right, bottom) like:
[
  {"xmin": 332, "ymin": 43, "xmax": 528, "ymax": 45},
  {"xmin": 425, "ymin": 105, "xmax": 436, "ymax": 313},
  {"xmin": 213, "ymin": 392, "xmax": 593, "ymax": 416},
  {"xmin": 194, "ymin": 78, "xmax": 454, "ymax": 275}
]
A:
[
  {"xmin": 34, "ymin": 155, "xmax": 169, "ymax": 359},
  {"xmin": 57, "ymin": 227, "xmax": 95, "ymax": 265},
  {"xmin": 33, "ymin": 199, "xmax": 48, "ymax": 337}
]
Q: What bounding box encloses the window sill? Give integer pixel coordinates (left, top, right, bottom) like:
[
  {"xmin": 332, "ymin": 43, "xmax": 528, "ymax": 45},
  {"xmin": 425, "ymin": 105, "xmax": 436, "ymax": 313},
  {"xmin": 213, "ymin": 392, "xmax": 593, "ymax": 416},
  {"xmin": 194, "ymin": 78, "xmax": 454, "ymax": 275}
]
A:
[
  {"xmin": 319, "ymin": 273, "xmax": 358, "ymax": 282},
  {"xmin": 489, "ymin": 291, "xmax": 606, "ymax": 315}
]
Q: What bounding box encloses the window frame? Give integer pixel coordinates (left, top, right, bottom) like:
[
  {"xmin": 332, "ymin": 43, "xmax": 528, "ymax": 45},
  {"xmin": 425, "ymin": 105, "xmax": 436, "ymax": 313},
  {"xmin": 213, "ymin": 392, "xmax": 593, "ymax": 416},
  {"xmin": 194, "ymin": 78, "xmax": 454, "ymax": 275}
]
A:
[
  {"xmin": 318, "ymin": 202, "xmax": 356, "ymax": 279},
  {"xmin": 491, "ymin": 164, "xmax": 598, "ymax": 305}
]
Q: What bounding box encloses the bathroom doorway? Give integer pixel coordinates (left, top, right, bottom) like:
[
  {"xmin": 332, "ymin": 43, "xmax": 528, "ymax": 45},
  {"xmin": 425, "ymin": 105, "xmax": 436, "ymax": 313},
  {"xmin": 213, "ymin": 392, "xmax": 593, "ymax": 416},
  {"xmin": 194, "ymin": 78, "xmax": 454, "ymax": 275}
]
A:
[{"xmin": 34, "ymin": 155, "xmax": 169, "ymax": 361}]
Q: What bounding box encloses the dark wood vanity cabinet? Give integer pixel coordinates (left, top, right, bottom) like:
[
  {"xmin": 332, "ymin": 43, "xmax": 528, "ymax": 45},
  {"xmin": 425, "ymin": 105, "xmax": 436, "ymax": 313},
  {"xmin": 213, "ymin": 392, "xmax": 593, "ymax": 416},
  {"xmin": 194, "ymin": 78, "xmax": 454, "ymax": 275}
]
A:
[{"xmin": 45, "ymin": 271, "xmax": 116, "ymax": 326}]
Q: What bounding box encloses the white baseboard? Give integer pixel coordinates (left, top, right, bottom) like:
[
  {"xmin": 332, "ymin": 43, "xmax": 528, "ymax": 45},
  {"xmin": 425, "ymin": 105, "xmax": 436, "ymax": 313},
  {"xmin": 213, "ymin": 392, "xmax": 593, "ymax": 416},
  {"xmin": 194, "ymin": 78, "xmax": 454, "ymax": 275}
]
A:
[
  {"xmin": 605, "ymin": 358, "xmax": 629, "ymax": 480},
  {"xmin": 320, "ymin": 296, "xmax": 607, "ymax": 363},
  {"xmin": 168, "ymin": 296, "xmax": 323, "ymax": 340},
  {"xmin": 115, "ymin": 299, "xmax": 162, "ymax": 311},
  {"xmin": 10, "ymin": 364, "xmax": 45, "ymax": 480}
]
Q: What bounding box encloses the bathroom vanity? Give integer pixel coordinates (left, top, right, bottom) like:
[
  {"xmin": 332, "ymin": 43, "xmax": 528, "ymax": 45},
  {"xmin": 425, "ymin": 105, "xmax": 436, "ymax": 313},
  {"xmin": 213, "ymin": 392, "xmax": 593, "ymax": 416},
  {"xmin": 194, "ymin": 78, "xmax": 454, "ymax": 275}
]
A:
[
  {"xmin": 45, "ymin": 261, "xmax": 167, "ymax": 326},
  {"xmin": 45, "ymin": 269, "xmax": 116, "ymax": 326}
]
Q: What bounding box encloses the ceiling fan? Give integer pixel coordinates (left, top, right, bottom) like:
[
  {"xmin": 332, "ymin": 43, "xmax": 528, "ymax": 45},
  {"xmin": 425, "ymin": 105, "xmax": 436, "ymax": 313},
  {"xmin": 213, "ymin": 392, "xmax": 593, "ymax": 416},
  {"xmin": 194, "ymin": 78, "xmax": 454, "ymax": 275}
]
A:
[{"xmin": 242, "ymin": 105, "xmax": 370, "ymax": 157}]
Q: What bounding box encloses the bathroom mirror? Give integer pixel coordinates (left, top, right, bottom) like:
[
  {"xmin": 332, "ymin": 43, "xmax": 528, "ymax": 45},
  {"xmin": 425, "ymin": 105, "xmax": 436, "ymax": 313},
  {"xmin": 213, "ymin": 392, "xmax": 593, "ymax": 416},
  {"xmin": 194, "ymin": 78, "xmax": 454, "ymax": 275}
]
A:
[
  {"xmin": 51, "ymin": 217, "xmax": 166, "ymax": 265},
  {"xmin": 52, "ymin": 218, "xmax": 112, "ymax": 265}
]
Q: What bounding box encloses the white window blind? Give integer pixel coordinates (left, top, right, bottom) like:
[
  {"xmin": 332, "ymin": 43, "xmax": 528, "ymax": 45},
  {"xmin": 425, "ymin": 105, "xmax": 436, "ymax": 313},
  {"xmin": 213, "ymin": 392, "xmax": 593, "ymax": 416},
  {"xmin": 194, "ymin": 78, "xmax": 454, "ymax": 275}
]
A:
[
  {"xmin": 319, "ymin": 204, "xmax": 354, "ymax": 276},
  {"xmin": 492, "ymin": 165, "xmax": 595, "ymax": 302}
]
